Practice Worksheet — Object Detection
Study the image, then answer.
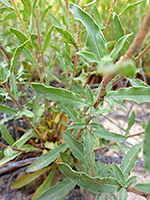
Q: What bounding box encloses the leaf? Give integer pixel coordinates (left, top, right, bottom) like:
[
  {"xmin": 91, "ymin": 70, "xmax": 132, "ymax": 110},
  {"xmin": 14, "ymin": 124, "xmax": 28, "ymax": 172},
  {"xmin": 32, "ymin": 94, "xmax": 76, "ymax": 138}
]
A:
[
  {"xmin": 70, "ymin": 3, "xmax": 108, "ymax": 60},
  {"xmin": 10, "ymin": 40, "xmax": 30, "ymax": 72},
  {"xmin": 37, "ymin": 178, "xmax": 75, "ymax": 200},
  {"xmin": 42, "ymin": 26, "xmax": 54, "ymax": 53},
  {"xmin": 31, "ymin": 83, "xmax": 87, "ymax": 109},
  {"xmin": 106, "ymin": 86, "xmax": 150, "ymax": 104},
  {"xmin": 85, "ymin": 85, "xmax": 94, "ymax": 105},
  {"xmin": 31, "ymin": 166, "xmax": 56, "ymax": 200},
  {"xmin": 77, "ymin": 51, "xmax": 99, "ymax": 63},
  {"xmin": 0, "ymin": 152, "xmax": 21, "ymax": 167},
  {"xmin": 58, "ymin": 163, "xmax": 120, "ymax": 194},
  {"xmin": 49, "ymin": 13, "xmax": 62, "ymax": 28},
  {"xmin": 0, "ymin": 105, "xmax": 17, "ymax": 116},
  {"xmin": 68, "ymin": 122, "xmax": 87, "ymax": 129},
  {"xmin": 9, "ymin": 72, "xmax": 18, "ymax": 99},
  {"xmin": 22, "ymin": 47, "xmax": 34, "ymax": 64},
  {"xmin": 62, "ymin": 131, "xmax": 87, "ymax": 169},
  {"xmin": 119, "ymin": 188, "xmax": 127, "ymax": 200},
  {"xmin": 128, "ymin": 78, "xmax": 149, "ymax": 87},
  {"xmin": 124, "ymin": 176, "xmax": 137, "ymax": 188},
  {"xmin": 21, "ymin": 0, "xmax": 31, "ymax": 15},
  {"xmin": 125, "ymin": 111, "xmax": 135, "ymax": 136},
  {"xmin": 27, "ymin": 144, "xmax": 67, "ymax": 172},
  {"xmin": 0, "ymin": 0, "xmax": 13, "ymax": 9},
  {"xmin": 119, "ymin": 1, "xmax": 144, "ymax": 16},
  {"xmin": 114, "ymin": 14, "xmax": 124, "ymax": 41},
  {"xmin": 0, "ymin": 124, "xmax": 14, "ymax": 145},
  {"xmin": 134, "ymin": 183, "xmax": 150, "ymax": 193},
  {"xmin": 83, "ymin": 132, "xmax": 98, "ymax": 176},
  {"xmin": 112, "ymin": 163, "xmax": 125, "ymax": 186},
  {"xmin": 59, "ymin": 0, "xmax": 70, "ymax": 29},
  {"xmin": 143, "ymin": 115, "xmax": 150, "ymax": 174},
  {"xmin": 55, "ymin": 26, "xmax": 78, "ymax": 48},
  {"xmin": 110, "ymin": 33, "xmax": 132, "ymax": 61},
  {"xmin": 10, "ymin": 28, "xmax": 32, "ymax": 48},
  {"xmin": 120, "ymin": 144, "xmax": 141, "ymax": 180},
  {"xmin": 93, "ymin": 5, "xmax": 103, "ymax": 28},
  {"xmin": 91, "ymin": 122, "xmax": 126, "ymax": 143},
  {"xmin": 10, "ymin": 167, "xmax": 51, "ymax": 189}
]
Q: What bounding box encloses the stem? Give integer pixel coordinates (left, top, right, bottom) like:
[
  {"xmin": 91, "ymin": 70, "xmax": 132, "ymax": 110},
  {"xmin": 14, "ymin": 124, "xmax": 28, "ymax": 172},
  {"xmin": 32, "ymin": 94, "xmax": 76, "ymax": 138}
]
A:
[
  {"xmin": 0, "ymin": 142, "xmax": 26, "ymax": 153},
  {"xmin": 1, "ymin": 83, "xmax": 41, "ymax": 139},
  {"xmin": 135, "ymin": 43, "xmax": 150, "ymax": 63},
  {"xmin": 11, "ymin": 0, "xmax": 43, "ymax": 83},
  {"xmin": 35, "ymin": 8, "xmax": 45, "ymax": 75},
  {"xmin": 127, "ymin": 131, "xmax": 144, "ymax": 138},
  {"xmin": 103, "ymin": 0, "xmax": 116, "ymax": 35},
  {"xmin": 70, "ymin": 22, "xmax": 81, "ymax": 90},
  {"xmin": 0, "ymin": 42, "xmax": 11, "ymax": 67}
]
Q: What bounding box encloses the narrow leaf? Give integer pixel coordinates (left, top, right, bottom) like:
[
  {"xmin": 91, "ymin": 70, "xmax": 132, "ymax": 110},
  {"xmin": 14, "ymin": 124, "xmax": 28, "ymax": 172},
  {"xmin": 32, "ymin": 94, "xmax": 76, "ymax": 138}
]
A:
[
  {"xmin": 112, "ymin": 163, "xmax": 124, "ymax": 186},
  {"xmin": 124, "ymin": 176, "xmax": 137, "ymax": 188},
  {"xmin": 119, "ymin": 188, "xmax": 127, "ymax": 200},
  {"xmin": 42, "ymin": 26, "xmax": 54, "ymax": 53},
  {"xmin": 0, "ymin": 105, "xmax": 17, "ymax": 116},
  {"xmin": 125, "ymin": 111, "xmax": 135, "ymax": 136},
  {"xmin": 77, "ymin": 51, "xmax": 99, "ymax": 63},
  {"xmin": 134, "ymin": 183, "xmax": 150, "ymax": 193},
  {"xmin": 58, "ymin": 163, "xmax": 120, "ymax": 194},
  {"xmin": 70, "ymin": 4, "xmax": 108, "ymax": 60},
  {"xmin": 37, "ymin": 178, "xmax": 75, "ymax": 200},
  {"xmin": 120, "ymin": 144, "xmax": 141, "ymax": 179},
  {"xmin": 0, "ymin": 124, "xmax": 14, "ymax": 145},
  {"xmin": 11, "ymin": 167, "xmax": 51, "ymax": 189},
  {"xmin": 143, "ymin": 115, "xmax": 150, "ymax": 174},
  {"xmin": 85, "ymin": 85, "xmax": 94, "ymax": 105},
  {"xmin": 31, "ymin": 83, "xmax": 87, "ymax": 109},
  {"xmin": 0, "ymin": 0, "xmax": 13, "ymax": 9},
  {"xmin": 27, "ymin": 144, "xmax": 67, "ymax": 172}
]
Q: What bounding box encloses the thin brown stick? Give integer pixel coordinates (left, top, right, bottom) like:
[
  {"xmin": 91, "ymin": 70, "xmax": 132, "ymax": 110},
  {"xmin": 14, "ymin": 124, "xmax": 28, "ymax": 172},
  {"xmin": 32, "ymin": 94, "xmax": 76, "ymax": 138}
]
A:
[
  {"xmin": 1, "ymin": 83, "xmax": 41, "ymax": 139},
  {"xmin": 127, "ymin": 187, "xmax": 150, "ymax": 197},
  {"xmin": 103, "ymin": 0, "xmax": 116, "ymax": 35},
  {"xmin": 0, "ymin": 42, "xmax": 11, "ymax": 67},
  {"xmin": 135, "ymin": 43, "xmax": 150, "ymax": 63},
  {"xmin": 35, "ymin": 8, "xmax": 45, "ymax": 75},
  {"xmin": 70, "ymin": 22, "xmax": 81, "ymax": 90},
  {"xmin": 127, "ymin": 131, "xmax": 144, "ymax": 138},
  {"xmin": 0, "ymin": 142, "xmax": 26, "ymax": 153}
]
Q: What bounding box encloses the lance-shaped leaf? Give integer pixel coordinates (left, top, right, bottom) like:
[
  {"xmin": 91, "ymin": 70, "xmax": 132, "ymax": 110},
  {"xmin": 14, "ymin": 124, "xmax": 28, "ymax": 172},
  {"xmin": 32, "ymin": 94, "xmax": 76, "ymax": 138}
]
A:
[
  {"xmin": 110, "ymin": 33, "xmax": 132, "ymax": 61},
  {"xmin": 27, "ymin": 144, "xmax": 67, "ymax": 172},
  {"xmin": 134, "ymin": 183, "xmax": 150, "ymax": 194},
  {"xmin": 37, "ymin": 178, "xmax": 75, "ymax": 200},
  {"xmin": 91, "ymin": 122, "xmax": 126, "ymax": 143},
  {"xmin": 0, "ymin": 0, "xmax": 13, "ymax": 9},
  {"xmin": 42, "ymin": 26, "xmax": 54, "ymax": 53},
  {"xmin": 120, "ymin": 143, "xmax": 141, "ymax": 180},
  {"xmin": 77, "ymin": 51, "xmax": 99, "ymax": 63},
  {"xmin": 10, "ymin": 28, "xmax": 32, "ymax": 49},
  {"xmin": 143, "ymin": 115, "xmax": 150, "ymax": 174},
  {"xmin": 62, "ymin": 131, "xmax": 87, "ymax": 169},
  {"xmin": 58, "ymin": 163, "xmax": 120, "ymax": 194},
  {"xmin": 0, "ymin": 124, "xmax": 14, "ymax": 145},
  {"xmin": 106, "ymin": 86, "xmax": 150, "ymax": 104},
  {"xmin": 119, "ymin": 188, "xmax": 127, "ymax": 200},
  {"xmin": 112, "ymin": 163, "xmax": 125, "ymax": 186},
  {"xmin": 0, "ymin": 105, "xmax": 17, "ymax": 116},
  {"xmin": 10, "ymin": 40, "xmax": 30, "ymax": 72},
  {"xmin": 70, "ymin": 3, "xmax": 108, "ymax": 60},
  {"xmin": 32, "ymin": 83, "xmax": 86, "ymax": 109},
  {"xmin": 83, "ymin": 132, "xmax": 98, "ymax": 176},
  {"xmin": 55, "ymin": 26, "xmax": 78, "ymax": 48}
]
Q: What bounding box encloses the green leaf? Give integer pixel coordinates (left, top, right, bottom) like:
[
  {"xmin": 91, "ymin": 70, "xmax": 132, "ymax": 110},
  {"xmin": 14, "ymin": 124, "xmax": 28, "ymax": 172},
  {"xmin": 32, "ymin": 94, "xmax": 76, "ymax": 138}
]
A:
[
  {"xmin": 0, "ymin": 124, "xmax": 14, "ymax": 145},
  {"xmin": 112, "ymin": 163, "xmax": 125, "ymax": 186},
  {"xmin": 59, "ymin": 0, "xmax": 70, "ymax": 29},
  {"xmin": 106, "ymin": 86, "xmax": 150, "ymax": 104},
  {"xmin": 68, "ymin": 122, "xmax": 87, "ymax": 129},
  {"xmin": 31, "ymin": 166, "xmax": 56, "ymax": 200},
  {"xmin": 125, "ymin": 111, "xmax": 135, "ymax": 136},
  {"xmin": 143, "ymin": 115, "xmax": 150, "ymax": 174},
  {"xmin": 49, "ymin": 13, "xmax": 63, "ymax": 28},
  {"xmin": 70, "ymin": 3, "xmax": 108, "ymax": 60},
  {"xmin": 91, "ymin": 122, "xmax": 126, "ymax": 143},
  {"xmin": 77, "ymin": 51, "xmax": 99, "ymax": 63},
  {"xmin": 85, "ymin": 85, "xmax": 94, "ymax": 105},
  {"xmin": 128, "ymin": 78, "xmax": 149, "ymax": 87},
  {"xmin": 134, "ymin": 183, "xmax": 150, "ymax": 193},
  {"xmin": 60, "ymin": 152, "xmax": 74, "ymax": 166},
  {"xmin": 124, "ymin": 176, "xmax": 137, "ymax": 188},
  {"xmin": 62, "ymin": 131, "xmax": 87, "ymax": 169},
  {"xmin": 27, "ymin": 144, "xmax": 67, "ymax": 172},
  {"xmin": 0, "ymin": 0, "xmax": 13, "ymax": 9},
  {"xmin": 9, "ymin": 72, "xmax": 18, "ymax": 99},
  {"xmin": 10, "ymin": 167, "xmax": 51, "ymax": 189},
  {"xmin": 120, "ymin": 144, "xmax": 141, "ymax": 180},
  {"xmin": 10, "ymin": 40, "xmax": 30, "ymax": 72},
  {"xmin": 58, "ymin": 163, "xmax": 120, "ymax": 194},
  {"xmin": 22, "ymin": 47, "xmax": 34, "ymax": 64},
  {"xmin": 42, "ymin": 26, "xmax": 54, "ymax": 53},
  {"xmin": 110, "ymin": 33, "xmax": 132, "ymax": 61},
  {"xmin": 55, "ymin": 26, "xmax": 78, "ymax": 48},
  {"xmin": 10, "ymin": 28, "xmax": 32, "ymax": 49},
  {"xmin": 37, "ymin": 178, "xmax": 75, "ymax": 200},
  {"xmin": 119, "ymin": 188, "xmax": 127, "ymax": 200},
  {"xmin": 114, "ymin": 14, "xmax": 124, "ymax": 41},
  {"xmin": 83, "ymin": 132, "xmax": 98, "ymax": 176},
  {"xmin": 0, "ymin": 105, "xmax": 17, "ymax": 116},
  {"xmin": 21, "ymin": 0, "xmax": 31, "ymax": 15},
  {"xmin": 0, "ymin": 152, "xmax": 21, "ymax": 167},
  {"xmin": 93, "ymin": 5, "xmax": 103, "ymax": 28},
  {"xmin": 31, "ymin": 83, "xmax": 87, "ymax": 109},
  {"xmin": 119, "ymin": 1, "xmax": 144, "ymax": 16}
]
